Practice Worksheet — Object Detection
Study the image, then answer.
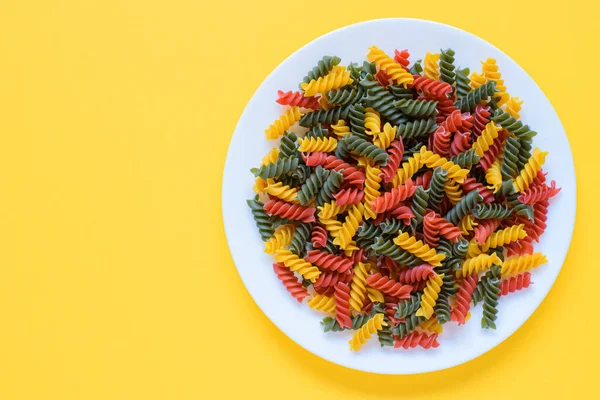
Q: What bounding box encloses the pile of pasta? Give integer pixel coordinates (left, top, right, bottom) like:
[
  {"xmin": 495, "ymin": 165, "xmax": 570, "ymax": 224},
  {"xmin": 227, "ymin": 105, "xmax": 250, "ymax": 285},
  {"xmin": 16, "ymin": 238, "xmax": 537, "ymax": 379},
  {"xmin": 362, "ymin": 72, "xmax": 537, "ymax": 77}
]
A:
[{"xmin": 248, "ymin": 46, "xmax": 560, "ymax": 352}]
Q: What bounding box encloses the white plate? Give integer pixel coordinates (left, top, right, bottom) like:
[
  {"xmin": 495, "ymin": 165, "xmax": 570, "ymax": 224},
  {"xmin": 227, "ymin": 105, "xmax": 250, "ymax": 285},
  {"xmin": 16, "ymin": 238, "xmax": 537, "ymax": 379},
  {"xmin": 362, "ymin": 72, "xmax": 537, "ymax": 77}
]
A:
[{"xmin": 222, "ymin": 19, "xmax": 576, "ymax": 374}]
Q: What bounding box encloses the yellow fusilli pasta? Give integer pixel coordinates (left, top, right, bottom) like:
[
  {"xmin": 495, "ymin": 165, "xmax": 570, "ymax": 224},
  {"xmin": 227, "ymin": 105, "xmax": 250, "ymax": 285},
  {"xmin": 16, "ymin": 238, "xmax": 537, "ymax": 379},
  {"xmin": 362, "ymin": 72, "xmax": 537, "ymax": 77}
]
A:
[
  {"xmin": 331, "ymin": 119, "xmax": 351, "ymax": 138},
  {"xmin": 333, "ymin": 203, "xmax": 364, "ymax": 250},
  {"xmin": 367, "ymin": 46, "xmax": 414, "ymax": 87},
  {"xmin": 501, "ymin": 252, "xmax": 548, "ymax": 275},
  {"xmin": 264, "ymin": 224, "xmax": 296, "ymax": 255},
  {"xmin": 349, "ymin": 262, "xmax": 369, "ymax": 312},
  {"xmin": 297, "ymin": 136, "xmax": 338, "ymax": 153},
  {"xmin": 348, "ymin": 313, "xmax": 387, "ymax": 352},
  {"xmin": 300, "ymin": 65, "xmax": 353, "ymax": 97},
  {"xmin": 364, "ymin": 107, "xmax": 381, "ymax": 136},
  {"xmin": 274, "ymin": 250, "xmax": 321, "ymax": 283},
  {"xmin": 505, "ymin": 96, "xmax": 523, "ymax": 119},
  {"xmin": 457, "ymin": 253, "xmax": 503, "ymax": 278},
  {"xmin": 265, "ymin": 106, "xmax": 302, "ymax": 140},
  {"xmin": 393, "ymin": 232, "xmax": 446, "ymax": 266},
  {"xmin": 264, "ymin": 180, "xmax": 298, "ymax": 202},
  {"xmin": 374, "ymin": 122, "xmax": 396, "ymax": 149},
  {"xmin": 424, "ymin": 52, "xmax": 440, "ymax": 81},
  {"xmin": 458, "ymin": 214, "xmax": 478, "ymax": 235},
  {"xmin": 419, "ymin": 146, "xmax": 470, "ymax": 183},
  {"xmin": 486, "ymin": 158, "xmax": 503, "ymax": 193},
  {"xmin": 513, "ymin": 147, "xmax": 548, "ymax": 192},
  {"xmin": 392, "ymin": 153, "xmax": 423, "ymax": 187},
  {"xmin": 308, "ymin": 294, "xmax": 336, "ymax": 313},
  {"xmin": 363, "ymin": 165, "xmax": 381, "ymax": 220},
  {"xmin": 416, "ymin": 273, "xmax": 444, "ymax": 319},
  {"xmin": 472, "ymin": 122, "xmax": 501, "ymax": 157},
  {"xmin": 444, "ymin": 179, "xmax": 464, "ymax": 205}
]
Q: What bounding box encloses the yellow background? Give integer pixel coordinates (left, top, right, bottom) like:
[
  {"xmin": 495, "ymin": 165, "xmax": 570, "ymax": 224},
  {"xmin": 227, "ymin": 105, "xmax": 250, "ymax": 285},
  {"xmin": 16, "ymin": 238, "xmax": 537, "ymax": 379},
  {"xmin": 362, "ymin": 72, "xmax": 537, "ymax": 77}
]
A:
[{"xmin": 0, "ymin": 1, "xmax": 594, "ymax": 399}]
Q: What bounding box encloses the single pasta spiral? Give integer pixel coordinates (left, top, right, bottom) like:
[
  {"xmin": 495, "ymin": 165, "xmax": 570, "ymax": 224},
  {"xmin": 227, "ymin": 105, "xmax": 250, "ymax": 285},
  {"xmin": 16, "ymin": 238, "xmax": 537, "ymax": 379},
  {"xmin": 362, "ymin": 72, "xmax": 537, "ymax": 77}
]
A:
[
  {"xmin": 420, "ymin": 316, "xmax": 443, "ymax": 334},
  {"xmin": 300, "ymin": 65, "xmax": 353, "ymax": 97},
  {"xmin": 366, "ymin": 272, "xmax": 413, "ymax": 298},
  {"xmin": 411, "ymin": 75, "xmax": 453, "ymax": 100},
  {"xmin": 485, "ymin": 158, "xmax": 503, "ymax": 193},
  {"xmin": 473, "ymin": 219, "xmax": 501, "ymax": 245},
  {"xmin": 472, "ymin": 122, "xmax": 501, "ymax": 157},
  {"xmin": 310, "ymin": 224, "xmax": 327, "ymax": 248},
  {"xmin": 415, "ymin": 273, "xmax": 444, "ymax": 319},
  {"xmin": 273, "ymin": 262, "xmax": 309, "ymax": 302},
  {"xmin": 470, "ymin": 71, "xmax": 486, "ymax": 90},
  {"xmin": 456, "ymin": 253, "xmax": 502, "ymax": 278},
  {"xmin": 444, "ymin": 179, "xmax": 464, "ymax": 205},
  {"xmin": 371, "ymin": 179, "xmax": 417, "ymax": 213},
  {"xmin": 261, "ymin": 148, "xmax": 279, "ymax": 165},
  {"xmin": 297, "ymin": 136, "xmax": 338, "ymax": 153},
  {"xmin": 317, "ymin": 200, "xmax": 349, "ymax": 219},
  {"xmin": 458, "ymin": 214, "xmax": 478, "ymax": 235},
  {"xmin": 264, "ymin": 180, "xmax": 298, "ymax": 203},
  {"xmin": 501, "ymin": 252, "xmax": 547, "ymax": 275},
  {"xmin": 374, "ymin": 123, "xmax": 396, "ymax": 149},
  {"xmin": 367, "ymin": 46, "xmax": 414, "ymax": 87},
  {"xmin": 423, "ymin": 52, "xmax": 441, "ymax": 81},
  {"xmin": 393, "ymin": 232, "xmax": 446, "ymax": 266},
  {"xmin": 481, "ymin": 58, "xmax": 508, "ymax": 105},
  {"xmin": 349, "ymin": 262, "xmax": 369, "ymax": 312},
  {"xmin": 513, "ymin": 148, "xmax": 548, "ymax": 192},
  {"xmin": 264, "ymin": 224, "xmax": 296, "ymax": 255},
  {"xmin": 363, "ymin": 165, "xmax": 382, "ymax": 220},
  {"xmin": 265, "ymin": 106, "xmax": 302, "ymax": 139},
  {"xmin": 331, "ymin": 119, "xmax": 351, "ymax": 137},
  {"xmin": 308, "ymin": 294, "xmax": 336, "ymax": 313},
  {"xmin": 304, "ymin": 249, "xmax": 353, "ymax": 273},
  {"xmin": 364, "ymin": 107, "xmax": 381, "ymax": 135},
  {"xmin": 348, "ymin": 313, "xmax": 387, "ymax": 352},
  {"xmin": 333, "ymin": 203, "xmax": 364, "ymax": 250},
  {"xmin": 394, "ymin": 331, "xmax": 440, "ymax": 349},
  {"xmin": 480, "ymin": 224, "xmax": 527, "ymax": 252},
  {"xmin": 505, "ymin": 96, "xmax": 523, "ymax": 119},
  {"xmin": 419, "ymin": 146, "xmax": 470, "ymax": 183},
  {"xmin": 333, "ymin": 282, "xmax": 353, "ymax": 329},
  {"xmin": 393, "ymin": 153, "xmax": 423, "ymax": 187},
  {"xmin": 274, "ymin": 250, "xmax": 321, "ymax": 283}
]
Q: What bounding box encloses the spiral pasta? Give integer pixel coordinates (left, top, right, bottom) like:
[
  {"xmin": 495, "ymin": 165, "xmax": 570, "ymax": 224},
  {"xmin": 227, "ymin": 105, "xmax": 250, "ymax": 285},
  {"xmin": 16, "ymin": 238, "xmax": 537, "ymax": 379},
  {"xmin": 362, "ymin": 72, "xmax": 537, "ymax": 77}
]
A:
[
  {"xmin": 367, "ymin": 46, "xmax": 414, "ymax": 87},
  {"xmin": 308, "ymin": 294, "xmax": 336, "ymax": 313},
  {"xmin": 457, "ymin": 253, "xmax": 503, "ymax": 278},
  {"xmin": 419, "ymin": 146, "xmax": 470, "ymax": 183},
  {"xmin": 348, "ymin": 313, "xmax": 387, "ymax": 352},
  {"xmin": 333, "ymin": 203, "xmax": 364, "ymax": 250},
  {"xmin": 415, "ymin": 273, "xmax": 444, "ymax": 319},
  {"xmin": 423, "ymin": 52, "xmax": 440, "ymax": 81},
  {"xmin": 264, "ymin": 224, "xmax": 296, "ymax": 255},
  {"xmin": 513, "ymin": 148, "xmax": 548, "ymax": 192},
  {"xmin": 274, "ymin": 250, "xmax": 321, "ymax": 283},
  {"xmin": 472, "ymin": 122, "xmax": 500, "ymax": 157},
  {"xmin": 300, "ymin": 65, "xmax": 353, "ymax": 97},
  {"xmin": 265, "ymin": 106, "xmax": 303, "ymax": 139},
  {"xmin": 501, "ymin": 252, "xmax": 547, "ymax": 275},
  {"xmin": 393, "ymin": 232, "xmax": 446, "ymax": 266}
]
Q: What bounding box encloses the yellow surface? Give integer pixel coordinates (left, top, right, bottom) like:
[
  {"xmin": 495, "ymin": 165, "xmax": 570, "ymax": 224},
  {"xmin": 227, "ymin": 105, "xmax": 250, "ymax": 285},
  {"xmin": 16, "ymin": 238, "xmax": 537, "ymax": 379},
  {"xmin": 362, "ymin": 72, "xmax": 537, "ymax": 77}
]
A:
[{"xmin": 0, "ymin": 1, "xmax": 594, "ymax": 399}]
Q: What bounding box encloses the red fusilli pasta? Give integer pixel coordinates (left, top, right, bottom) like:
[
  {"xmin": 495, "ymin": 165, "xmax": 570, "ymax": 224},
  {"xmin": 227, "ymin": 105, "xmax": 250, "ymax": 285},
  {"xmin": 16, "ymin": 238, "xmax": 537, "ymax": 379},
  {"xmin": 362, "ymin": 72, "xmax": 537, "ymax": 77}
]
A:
[
  {"xmin": 305, "ymin": 249, "xmax": 353, "ymax": 273},
  {"xmin": 273, "ymin": 262, "xmax": 310, "ymax": 302},
  {"xmin": 263, "ymin": 199, "xmax": 315, "ymax": 222},
  {"xmin": 366, "ymin": 272, "xmax": 413, "ymax": 299},
  {"xmin": 276, "ymin": 90, "xmax": 321, "ymax": 110}
]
